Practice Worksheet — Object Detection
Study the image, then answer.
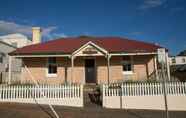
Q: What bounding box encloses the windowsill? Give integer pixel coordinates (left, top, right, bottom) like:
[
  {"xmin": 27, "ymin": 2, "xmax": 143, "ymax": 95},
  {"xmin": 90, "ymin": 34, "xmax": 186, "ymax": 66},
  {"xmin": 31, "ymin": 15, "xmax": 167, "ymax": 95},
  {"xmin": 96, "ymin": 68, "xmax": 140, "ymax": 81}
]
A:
[
  {"xmin": 46, "ymin": 74, "xmax": 57, "ymax": 78},
  {"xmin": 122, "ymin": 71, "xmax": 133, "ymax": 75}
]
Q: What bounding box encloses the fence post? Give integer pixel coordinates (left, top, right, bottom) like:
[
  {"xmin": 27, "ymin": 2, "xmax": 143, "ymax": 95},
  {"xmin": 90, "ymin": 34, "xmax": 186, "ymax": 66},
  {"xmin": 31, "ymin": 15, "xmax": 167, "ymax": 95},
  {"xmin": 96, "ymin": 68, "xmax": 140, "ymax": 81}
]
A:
[
  {"xmin": 120, "ymin": 83, "xmax": 123, "ymax": 109},
  {"xmin": 184, "ymin": 82, "xmax": 186, "ymax": 96},
  {"xmin": 80, "ymin": 84, "xmax": 83, "ymax": 107},
  {"xmin": 0, "ymin": 85, "xmax": 1, "ymax": 100},
  {"xmin": 102, "ymin": 84, "xmax": 105, "ymax": 107}
]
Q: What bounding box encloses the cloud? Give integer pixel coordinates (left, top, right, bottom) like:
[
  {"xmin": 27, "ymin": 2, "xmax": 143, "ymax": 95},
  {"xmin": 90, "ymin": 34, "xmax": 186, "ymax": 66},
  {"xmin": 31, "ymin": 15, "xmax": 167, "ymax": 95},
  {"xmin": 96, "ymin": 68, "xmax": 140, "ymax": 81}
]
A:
[
  {"xmin": 139, "ymin": 0, "xmax": 167, "ymax": 10},
  {"xmin": 0, "ymin": 20, "xmax": 61, "ymax": 39},
  {"xmin": 45, "ymin": 33, "xmax": 67, "ymax": 41},
  {"xmin": 52, "ymin": 33, "xmax": 67, "ymax": 38}
]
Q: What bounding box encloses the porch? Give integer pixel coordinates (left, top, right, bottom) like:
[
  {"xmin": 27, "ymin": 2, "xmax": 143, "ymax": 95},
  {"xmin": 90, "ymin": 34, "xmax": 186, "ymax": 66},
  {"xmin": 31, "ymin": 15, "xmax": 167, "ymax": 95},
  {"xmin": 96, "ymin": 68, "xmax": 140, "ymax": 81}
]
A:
[{"xmin": 8, "ymin": 54, "xmax": 159, "ymax": 85}]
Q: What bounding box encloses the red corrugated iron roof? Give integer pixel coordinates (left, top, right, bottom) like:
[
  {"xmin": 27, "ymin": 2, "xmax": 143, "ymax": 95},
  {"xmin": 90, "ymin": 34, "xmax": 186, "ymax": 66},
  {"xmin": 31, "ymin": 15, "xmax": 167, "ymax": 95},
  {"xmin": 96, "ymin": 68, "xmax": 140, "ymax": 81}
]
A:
[{"xmin": 9, "ymin": 36, "xmax": 162, "ymax": 55}]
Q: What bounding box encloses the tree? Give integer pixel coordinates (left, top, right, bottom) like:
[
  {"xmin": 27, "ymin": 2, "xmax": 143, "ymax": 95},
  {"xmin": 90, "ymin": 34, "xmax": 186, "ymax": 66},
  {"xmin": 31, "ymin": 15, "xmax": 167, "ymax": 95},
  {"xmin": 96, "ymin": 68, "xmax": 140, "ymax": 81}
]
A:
[{"xmin": 178, "ymin": 50, "xmax": 186, "ymax": 56}]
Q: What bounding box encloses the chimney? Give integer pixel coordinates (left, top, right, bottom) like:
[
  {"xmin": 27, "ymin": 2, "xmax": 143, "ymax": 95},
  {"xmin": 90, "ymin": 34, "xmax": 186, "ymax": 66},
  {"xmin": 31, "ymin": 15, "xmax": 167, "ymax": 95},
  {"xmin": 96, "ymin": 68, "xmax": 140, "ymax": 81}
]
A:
[{"xmin": 32, "ymin": 27, "xmax": 41, "ymax": 44}]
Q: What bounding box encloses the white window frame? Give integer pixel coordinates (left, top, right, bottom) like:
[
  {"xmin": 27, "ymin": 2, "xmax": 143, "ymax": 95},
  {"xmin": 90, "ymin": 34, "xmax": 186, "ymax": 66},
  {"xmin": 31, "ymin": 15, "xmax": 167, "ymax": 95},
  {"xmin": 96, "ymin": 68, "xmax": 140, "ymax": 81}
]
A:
[
  {"xmin": 46, "ymin": 57, "xmax": 57, "ymax": 77},
  {"xmin": 121, "ymin": 57, "xmax": 133, "ymax": 75}
]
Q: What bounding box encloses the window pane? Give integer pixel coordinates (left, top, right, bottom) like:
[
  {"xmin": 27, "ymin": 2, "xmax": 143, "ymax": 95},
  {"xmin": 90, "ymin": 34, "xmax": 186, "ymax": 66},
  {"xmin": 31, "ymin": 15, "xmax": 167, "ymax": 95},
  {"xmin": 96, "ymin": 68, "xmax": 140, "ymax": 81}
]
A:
[
  {"xmin": 128, "ymin": 64, "xmax": 132, "ymax": 71},
  {"xmin": 123, "ymin": 63, "xmax": 132, "ymax": 71},
  {"xmin": 48, "ymin": 65, "xmax": 57, "ymax": 74},
  {"xmin": 123, "ymin": 65, "xmax": 126, "ymax": 71}
]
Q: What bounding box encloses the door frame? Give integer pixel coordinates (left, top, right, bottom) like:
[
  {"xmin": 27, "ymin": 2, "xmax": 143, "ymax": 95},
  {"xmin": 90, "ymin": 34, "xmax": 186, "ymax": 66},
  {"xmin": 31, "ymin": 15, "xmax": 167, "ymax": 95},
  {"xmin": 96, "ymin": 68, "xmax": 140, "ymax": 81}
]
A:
[{"xmin": 84, "ymin": 57, "xmax": 97, "ymax": 84}]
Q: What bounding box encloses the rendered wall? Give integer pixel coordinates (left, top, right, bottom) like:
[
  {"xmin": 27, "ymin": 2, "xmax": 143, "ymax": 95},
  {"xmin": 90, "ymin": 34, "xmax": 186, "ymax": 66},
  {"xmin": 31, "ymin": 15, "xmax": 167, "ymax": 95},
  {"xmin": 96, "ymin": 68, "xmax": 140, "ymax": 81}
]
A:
[{"xmin": 103, "ymin": 95, "xmax": 186, "ymax": 111}]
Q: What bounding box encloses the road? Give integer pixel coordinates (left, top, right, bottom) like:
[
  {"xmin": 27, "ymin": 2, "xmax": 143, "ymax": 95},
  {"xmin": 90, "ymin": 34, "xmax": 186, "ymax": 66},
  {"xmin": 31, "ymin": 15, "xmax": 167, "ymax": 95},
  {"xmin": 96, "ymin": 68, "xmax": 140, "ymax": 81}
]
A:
[{"xmin": 0, "ymin": 103, "xmax": 185, "ymax": 118}]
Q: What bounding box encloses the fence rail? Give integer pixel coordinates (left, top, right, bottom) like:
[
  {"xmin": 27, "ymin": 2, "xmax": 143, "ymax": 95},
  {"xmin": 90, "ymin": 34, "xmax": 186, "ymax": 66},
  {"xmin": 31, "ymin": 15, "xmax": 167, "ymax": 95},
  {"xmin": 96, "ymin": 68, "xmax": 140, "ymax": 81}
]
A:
[
  {"xmin": 0, "ymin": 84, "xmax": 83, "ymax": 107},
  {"xmin": 103, "ymin": 82, "xmax": 186, "ymax": 96}
]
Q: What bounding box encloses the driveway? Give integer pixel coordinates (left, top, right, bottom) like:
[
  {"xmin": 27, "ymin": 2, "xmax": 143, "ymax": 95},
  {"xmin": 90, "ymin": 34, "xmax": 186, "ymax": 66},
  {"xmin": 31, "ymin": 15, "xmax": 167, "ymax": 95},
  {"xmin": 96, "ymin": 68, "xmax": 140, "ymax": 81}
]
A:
[{"xmin": 0, "ymin": 103, "xmax": 185, "ymax": 118}]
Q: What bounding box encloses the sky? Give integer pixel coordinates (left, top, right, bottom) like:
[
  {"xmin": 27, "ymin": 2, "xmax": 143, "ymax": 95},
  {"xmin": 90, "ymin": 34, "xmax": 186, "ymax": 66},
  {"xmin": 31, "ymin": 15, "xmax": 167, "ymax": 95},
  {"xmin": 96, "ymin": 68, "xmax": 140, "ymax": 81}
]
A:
[{"xmin": 0, "ymin": 0, "xmax": 185, "ymax": 55}]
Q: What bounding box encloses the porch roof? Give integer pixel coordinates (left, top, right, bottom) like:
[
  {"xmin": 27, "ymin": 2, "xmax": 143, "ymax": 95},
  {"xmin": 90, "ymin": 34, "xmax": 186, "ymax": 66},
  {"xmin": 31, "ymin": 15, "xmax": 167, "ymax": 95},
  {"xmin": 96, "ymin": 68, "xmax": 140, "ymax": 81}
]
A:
[{"xmin": 9, "ymin": 36, "xmax": 163, "ymax": 56}]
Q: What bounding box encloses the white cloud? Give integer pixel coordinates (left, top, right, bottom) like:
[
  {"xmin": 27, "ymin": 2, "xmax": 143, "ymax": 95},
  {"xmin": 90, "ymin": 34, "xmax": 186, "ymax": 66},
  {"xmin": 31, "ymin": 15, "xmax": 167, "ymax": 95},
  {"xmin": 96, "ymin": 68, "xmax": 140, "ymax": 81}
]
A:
[
  {"xmin": 52, "ymin": 33, "xmax": 67, "ymax": 38},
  {"xmin": 46, "ymin": 33, "xmax": 67, "ymax": 40},
  {"xmin": 0, "ymin": 20, "xmax": 61, "ymax": 39},
  {"xmin": 139, "ymin": 0, "xmax": 167, "ymax": 10}
]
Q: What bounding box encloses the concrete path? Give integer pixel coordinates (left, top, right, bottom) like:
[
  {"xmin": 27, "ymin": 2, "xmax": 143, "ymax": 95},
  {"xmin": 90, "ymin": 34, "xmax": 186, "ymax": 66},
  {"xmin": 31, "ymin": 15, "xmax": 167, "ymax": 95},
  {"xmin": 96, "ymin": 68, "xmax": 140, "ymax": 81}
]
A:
[{"xmin": 0, "ymin": 103, "xmax": 186, "ymax": 118}]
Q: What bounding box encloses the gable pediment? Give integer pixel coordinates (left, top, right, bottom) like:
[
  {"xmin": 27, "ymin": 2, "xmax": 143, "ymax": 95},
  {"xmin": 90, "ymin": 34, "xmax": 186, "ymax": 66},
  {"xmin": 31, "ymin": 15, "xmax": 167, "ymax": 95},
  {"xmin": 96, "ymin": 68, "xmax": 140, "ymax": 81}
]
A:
[{"xmin": 73, "ymin": 41, "xmax": 107, "ymax": 56}]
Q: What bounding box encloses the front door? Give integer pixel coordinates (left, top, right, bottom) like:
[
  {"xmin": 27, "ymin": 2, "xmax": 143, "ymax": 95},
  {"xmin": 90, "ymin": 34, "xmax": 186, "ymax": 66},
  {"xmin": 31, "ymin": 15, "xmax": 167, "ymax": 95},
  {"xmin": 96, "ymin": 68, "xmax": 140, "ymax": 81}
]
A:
[{"xmin": 85, "ymin": 59, "xmax": 96, "ymax": 83}]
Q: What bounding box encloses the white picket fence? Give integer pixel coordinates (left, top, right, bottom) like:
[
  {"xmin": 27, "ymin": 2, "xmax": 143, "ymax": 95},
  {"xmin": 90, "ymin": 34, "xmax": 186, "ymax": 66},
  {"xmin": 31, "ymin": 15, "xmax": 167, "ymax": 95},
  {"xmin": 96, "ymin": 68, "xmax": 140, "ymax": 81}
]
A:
[
  {"xmin": 103, "ymin": 82, "xmax": 186, "ymax": 111},
  {"xmin": 103, "ymin": 82, "xmax": 186, "ymax": 96},
  {"xmin": 0, "ymin": 84, "xmax": 83, "ymax": 107}
]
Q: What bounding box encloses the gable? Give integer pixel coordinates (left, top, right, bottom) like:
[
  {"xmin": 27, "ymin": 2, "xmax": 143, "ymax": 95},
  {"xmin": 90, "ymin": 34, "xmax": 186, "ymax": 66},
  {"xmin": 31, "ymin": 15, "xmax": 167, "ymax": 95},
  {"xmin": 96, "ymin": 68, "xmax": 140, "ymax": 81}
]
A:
[{"xmin": 73, "ymin": 42, "xmax": 108, "ymax": 56}]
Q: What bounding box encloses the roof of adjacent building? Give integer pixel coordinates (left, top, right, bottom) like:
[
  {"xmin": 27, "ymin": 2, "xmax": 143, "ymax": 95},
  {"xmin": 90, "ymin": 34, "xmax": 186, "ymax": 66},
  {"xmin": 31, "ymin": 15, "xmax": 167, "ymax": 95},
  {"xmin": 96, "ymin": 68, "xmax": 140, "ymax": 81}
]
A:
[
  {"xmin": 0, "ymin": 33, "xmax": 30, "ymax": 40},
  {"xmin": 178, "ymin": 50, "xmax": 186, "ymax": 56},
  {"xmin": 0, "ymin": 40, "xmax": 16, "ymax": 49},
  {"xmin": 9, "ymin": 36, "xmax": 162, "ymax": 55}
]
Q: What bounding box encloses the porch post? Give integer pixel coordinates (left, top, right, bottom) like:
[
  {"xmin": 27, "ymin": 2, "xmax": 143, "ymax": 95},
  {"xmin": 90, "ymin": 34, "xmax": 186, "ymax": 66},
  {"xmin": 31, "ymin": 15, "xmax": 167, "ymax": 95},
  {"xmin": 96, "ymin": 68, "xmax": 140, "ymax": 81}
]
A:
[
  {"xmin": 71, "ymin": 56, "xmax": 74, "ymax": 84},
  {"xmin": 131, "ymin": 55, "xmax": 134, "ymax": 71},
  {"xmin": 8, "ymin": 56, "xmax": 12, "ymax": 84},
  {"xmin": 166, "ymin": 52, "xmax": 171, "ymax": 81},
  {"xmin": 107, "ymin": 54, "xmax": 111, "ymax": 84},
  {"xmin": 154, "ymin": 55, "xmax": 159, "ymax": 80}
]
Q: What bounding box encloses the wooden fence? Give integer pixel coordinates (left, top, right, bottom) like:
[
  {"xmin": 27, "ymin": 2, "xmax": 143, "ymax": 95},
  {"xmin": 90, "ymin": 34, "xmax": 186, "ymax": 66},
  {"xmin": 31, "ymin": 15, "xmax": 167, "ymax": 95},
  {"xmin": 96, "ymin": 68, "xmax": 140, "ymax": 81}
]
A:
[
  {"xmin": 0, "ymin": 84, "xmax": 83, "ymax": 107},
  {"xmin": 103, "ymin": 82, "xmax": 186, "ymax": 111}
]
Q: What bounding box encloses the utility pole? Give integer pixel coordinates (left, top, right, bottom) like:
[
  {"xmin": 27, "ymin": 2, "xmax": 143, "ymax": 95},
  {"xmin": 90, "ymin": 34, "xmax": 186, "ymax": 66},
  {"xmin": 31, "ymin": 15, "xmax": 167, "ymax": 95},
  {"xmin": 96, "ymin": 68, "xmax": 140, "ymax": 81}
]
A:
[
  {"xmin": 23, "ymin": 62, "xmax": 60, "ymax": 118},
  {"xmin": 158, "ymin": 48, "xmax": 169, "ymax": 118},
  {"xmin": 161, "ymin": 63, "xmax": 169, "ymax": 118}
]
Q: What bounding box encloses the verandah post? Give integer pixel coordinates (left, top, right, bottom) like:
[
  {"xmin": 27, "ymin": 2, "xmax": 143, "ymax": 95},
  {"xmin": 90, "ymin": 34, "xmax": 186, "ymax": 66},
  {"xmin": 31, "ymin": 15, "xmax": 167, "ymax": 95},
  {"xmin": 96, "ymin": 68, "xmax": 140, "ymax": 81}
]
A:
[
  {"xmin": 107, "ymin": 54, "xmax": 111, "ymax": 84},
  {"xmin": 8, "ymin": 56, "xmax": 12, "ymax": 84},
  {"xmin": 71, "ymin": 56, "xmax": 74, "ymax": 84},
  {"xmin": 154, "ymin": 55, "xmax": 159, "ymax": 80}
]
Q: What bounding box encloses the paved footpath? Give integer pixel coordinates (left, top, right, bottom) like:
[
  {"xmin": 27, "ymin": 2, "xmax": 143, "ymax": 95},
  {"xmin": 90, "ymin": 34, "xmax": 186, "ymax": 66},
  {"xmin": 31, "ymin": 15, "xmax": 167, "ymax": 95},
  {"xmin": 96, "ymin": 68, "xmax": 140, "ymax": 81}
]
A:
[{"xmin": 0, "ymin": 103, "xmax": 186, "ymax": 118}]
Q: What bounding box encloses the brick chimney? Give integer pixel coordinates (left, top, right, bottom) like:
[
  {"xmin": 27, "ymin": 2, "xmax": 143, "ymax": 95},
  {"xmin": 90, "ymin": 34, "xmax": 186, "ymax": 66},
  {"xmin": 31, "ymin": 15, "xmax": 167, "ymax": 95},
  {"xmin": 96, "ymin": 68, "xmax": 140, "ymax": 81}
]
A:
[{"xmin": 32, "ymin": 27, "xmax": 41, "ymax": 44}]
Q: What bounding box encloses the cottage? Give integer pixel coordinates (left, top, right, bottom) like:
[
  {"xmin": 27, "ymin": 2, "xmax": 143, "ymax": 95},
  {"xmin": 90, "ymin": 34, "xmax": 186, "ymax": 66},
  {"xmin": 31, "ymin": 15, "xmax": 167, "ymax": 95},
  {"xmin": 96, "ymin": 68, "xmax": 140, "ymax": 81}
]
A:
[{"xmin": 9, "ymin": 27, "xmax": 170, "ymax": 84}]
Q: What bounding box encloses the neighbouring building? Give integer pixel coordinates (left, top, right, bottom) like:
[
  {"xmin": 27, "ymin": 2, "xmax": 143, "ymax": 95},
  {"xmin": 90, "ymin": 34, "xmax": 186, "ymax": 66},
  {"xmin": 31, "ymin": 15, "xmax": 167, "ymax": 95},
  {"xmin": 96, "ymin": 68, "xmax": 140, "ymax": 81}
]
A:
[
  {"xmin": 0, "ymin": 41, "xmax": 21, "ymax": 83},
  {"xmin": 169, "ymin": 51, "xmax": 186, "ymax": 81},
  {"xmin": 169, "ymin": 56, "xmax": 186, "ymax": 66},
  {"xmin": 9, "ymin": 27, "xmax": 170, "ymax": 84},
  {"xmin": 0, "ymin": 33, "xmax": 32, "ymax": 48},
  {"xmin": 0, "ymin": 33, "xmax": 31, "ymax": 83}
]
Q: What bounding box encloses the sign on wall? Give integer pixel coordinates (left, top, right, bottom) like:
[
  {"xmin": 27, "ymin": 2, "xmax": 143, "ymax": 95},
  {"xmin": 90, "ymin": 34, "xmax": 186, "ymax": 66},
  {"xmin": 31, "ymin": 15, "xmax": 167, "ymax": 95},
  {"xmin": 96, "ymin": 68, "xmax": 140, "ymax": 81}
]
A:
[
  {"xmin": 75, "ymin": 44, "xmax": 104, "ymax": 56},
  {"xmin": 82, "ymin": 47, "xmax": 98, "ymax": 54}
]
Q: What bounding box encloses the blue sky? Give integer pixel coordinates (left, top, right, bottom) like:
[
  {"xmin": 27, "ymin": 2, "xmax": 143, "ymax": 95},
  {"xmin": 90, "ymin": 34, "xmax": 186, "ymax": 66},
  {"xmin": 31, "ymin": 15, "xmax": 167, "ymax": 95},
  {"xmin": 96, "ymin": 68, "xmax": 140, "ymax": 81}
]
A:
[{"xmin": 0, "ymin": 0, "xmax": 185, "ymax": 55}]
